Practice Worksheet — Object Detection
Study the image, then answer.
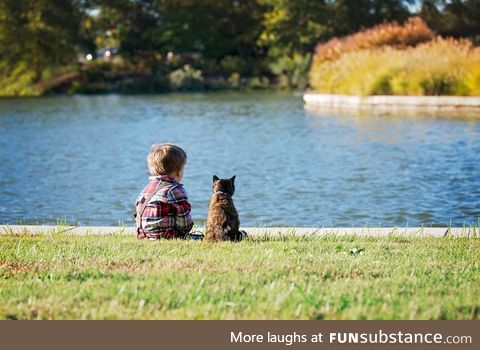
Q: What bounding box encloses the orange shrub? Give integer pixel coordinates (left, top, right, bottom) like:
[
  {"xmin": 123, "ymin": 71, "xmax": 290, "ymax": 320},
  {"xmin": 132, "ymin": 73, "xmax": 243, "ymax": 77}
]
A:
[{"xmin": 312, "ymin": 17, "xmax": 434, "ymax": 65}]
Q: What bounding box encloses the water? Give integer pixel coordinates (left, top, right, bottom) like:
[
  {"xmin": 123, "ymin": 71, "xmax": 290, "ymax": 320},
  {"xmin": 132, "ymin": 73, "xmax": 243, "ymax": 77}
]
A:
[{"xmin": 0, "ymin": 92, "xmax": 479, "ymax": 227}]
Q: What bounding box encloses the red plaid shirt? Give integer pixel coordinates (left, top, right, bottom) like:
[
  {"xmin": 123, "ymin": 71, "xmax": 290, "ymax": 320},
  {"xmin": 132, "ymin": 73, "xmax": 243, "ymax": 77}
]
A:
[{"xmin": 135, "ymin": 175, "xmax": 193, "ymax": 239}]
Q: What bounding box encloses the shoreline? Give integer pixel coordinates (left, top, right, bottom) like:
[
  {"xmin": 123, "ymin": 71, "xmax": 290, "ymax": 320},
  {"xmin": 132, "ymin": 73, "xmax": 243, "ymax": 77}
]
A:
[
  {"xmin": 0, "ymin": 89, "xmax": 291, "ymax": 99},
  {"xmin": 304, "ymin": 93, "xmax": 480, "ymax": 117},
  {"xmin": 0, "ymin": 225, "xmax": 477, "ymax": 237}
]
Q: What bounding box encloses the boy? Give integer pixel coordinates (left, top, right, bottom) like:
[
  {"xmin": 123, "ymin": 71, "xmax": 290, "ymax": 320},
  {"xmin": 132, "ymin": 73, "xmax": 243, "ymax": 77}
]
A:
[{"xmin": 135, "ymin": 143, "xmax": 193, "ymax": 239}]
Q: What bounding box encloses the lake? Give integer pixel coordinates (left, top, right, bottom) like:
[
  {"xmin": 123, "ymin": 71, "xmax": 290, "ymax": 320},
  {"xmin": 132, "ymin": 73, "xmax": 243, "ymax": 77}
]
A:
[{"xmin": 0, "ymin": 92, "xmax": 479, "ymax": 227}]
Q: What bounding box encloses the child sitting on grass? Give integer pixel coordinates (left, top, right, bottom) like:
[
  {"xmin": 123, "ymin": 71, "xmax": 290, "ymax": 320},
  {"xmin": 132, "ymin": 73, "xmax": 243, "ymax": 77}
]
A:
[{"xmin": 135, "ymin": 143, "xmax": 193, "ymax": 239}]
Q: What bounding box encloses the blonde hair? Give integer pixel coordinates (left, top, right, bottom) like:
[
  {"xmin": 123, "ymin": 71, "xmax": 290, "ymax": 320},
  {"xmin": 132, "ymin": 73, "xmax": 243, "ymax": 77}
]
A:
[{"xmin": 147, "ymin": 143, "xmax": 187, "ymax": 176}]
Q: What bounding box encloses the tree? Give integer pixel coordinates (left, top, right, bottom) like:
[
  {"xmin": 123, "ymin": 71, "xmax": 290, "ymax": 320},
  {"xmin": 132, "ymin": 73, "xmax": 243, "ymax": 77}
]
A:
[
  {"xmin": 327, "ymin": 0, "xmax": 414, "ymax": 36},
  {"xmin": 257, "ymin": 0, "xmax": 415, "ymax": 88},
  {"xmin": 95, "ymin": 0, "xmax": 266, "ymax": 71},
  {"xmin": 0, "ymin": 0, "xmax": 89, "ymax": 81},
  {"xmin": 420, "ymin": 0, "xmax": 480, "ymax": 39},
  {"xmin": 258, "ymin": 0, "xmax": 330, "ymax": 55}
]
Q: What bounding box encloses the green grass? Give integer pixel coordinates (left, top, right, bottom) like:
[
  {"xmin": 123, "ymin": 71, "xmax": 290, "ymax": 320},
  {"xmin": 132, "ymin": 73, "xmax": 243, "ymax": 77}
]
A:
[{"xmin": 0, "ymin": 232, "xmax": 479, "ymax": 320}]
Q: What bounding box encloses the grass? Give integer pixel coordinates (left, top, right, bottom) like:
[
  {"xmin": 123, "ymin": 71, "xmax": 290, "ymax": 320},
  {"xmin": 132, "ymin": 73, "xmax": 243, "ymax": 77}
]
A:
[
  {"xmin": 310, "ymin": 38, "xmax": 480, "ymax": 96},
  {"xmin": 0, "ymin": 231, "xmax": 479, "ymax": 320}
]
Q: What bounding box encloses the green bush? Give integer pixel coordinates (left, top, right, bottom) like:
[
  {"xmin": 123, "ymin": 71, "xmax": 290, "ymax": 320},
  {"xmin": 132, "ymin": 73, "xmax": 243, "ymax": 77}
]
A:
[
  {"xmin": 0, "ymin": 62, "xmax": 41, "ymax": 96},
  {"xmin": 269, "ymin": 53, "xmax": 311, "ymax": 89},
  {"xmin": 219, "ymin": 56, "xmax": 249, "ymax": 75},
  {"xmin": 169, "ymin": 64, "xmax": 205, "ymax": 91},
  {"xmin": 247, "ymin": 76, "xmax": 270, "ymax": 90}
]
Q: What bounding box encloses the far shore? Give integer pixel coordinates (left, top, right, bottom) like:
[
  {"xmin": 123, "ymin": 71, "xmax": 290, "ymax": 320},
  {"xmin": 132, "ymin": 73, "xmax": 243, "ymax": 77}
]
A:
[{"xmin": 304, "ymin": 92, "xmax": 480, "ymax": 117}]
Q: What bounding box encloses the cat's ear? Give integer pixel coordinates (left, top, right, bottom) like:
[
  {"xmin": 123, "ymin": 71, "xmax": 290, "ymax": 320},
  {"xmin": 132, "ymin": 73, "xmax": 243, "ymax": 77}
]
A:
[
  {"xmin": 213, "ymin": 175, "xmax": 219, "ymax": 183},
  {"xmin": 230, "ymin": 175, "xmax": 236, "ymax": 183}
]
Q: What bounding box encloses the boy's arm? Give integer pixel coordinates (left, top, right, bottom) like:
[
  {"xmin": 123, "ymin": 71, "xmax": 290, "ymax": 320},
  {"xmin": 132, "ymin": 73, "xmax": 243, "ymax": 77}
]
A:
[
  {"xmin": 167, "ymin": 185, "xmax": 194, "ymax": 235},
  {"xmin": 134, "ymin": 191, "xmax": 145, "ymax": 222}
]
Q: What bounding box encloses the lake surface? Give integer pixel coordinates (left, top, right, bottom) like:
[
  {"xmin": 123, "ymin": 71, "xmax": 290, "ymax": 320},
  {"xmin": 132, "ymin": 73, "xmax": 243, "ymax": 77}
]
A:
[{"xmin": 0, "ymin": 92, "xmax": 479, "ymax": 227}]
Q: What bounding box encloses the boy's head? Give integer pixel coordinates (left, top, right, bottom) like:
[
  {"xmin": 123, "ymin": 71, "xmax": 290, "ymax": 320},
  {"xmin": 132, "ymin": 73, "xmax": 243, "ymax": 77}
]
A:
[{"xmin": 147, "ymin": 143, "xmax": 187, "ymax": 181}]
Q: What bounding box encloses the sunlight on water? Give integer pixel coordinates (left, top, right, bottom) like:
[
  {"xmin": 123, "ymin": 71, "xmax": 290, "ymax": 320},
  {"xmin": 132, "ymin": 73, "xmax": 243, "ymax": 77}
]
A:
[{"xmin": 0, "ymin": 92, "xmax": 479, "ymax": 227}]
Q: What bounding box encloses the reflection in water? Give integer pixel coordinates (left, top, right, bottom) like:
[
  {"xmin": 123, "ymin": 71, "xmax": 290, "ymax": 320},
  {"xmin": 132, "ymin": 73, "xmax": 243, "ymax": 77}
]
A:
[{"xmin": 0, "ymin": 92, "xmax": 479, "ymax": 227}]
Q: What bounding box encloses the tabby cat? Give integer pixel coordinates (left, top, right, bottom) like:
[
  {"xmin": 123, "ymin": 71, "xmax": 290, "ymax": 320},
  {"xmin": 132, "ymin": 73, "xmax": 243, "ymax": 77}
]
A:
[{"xmin": 205, "ymin": 175, "xmax": 246, "ymax": 242}]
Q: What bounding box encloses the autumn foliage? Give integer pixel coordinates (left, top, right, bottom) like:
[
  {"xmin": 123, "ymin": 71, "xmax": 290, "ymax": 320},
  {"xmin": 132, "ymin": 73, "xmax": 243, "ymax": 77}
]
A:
[{"xmin": 309, "ymin": 17, "xmax": 480, "ymax": 96}]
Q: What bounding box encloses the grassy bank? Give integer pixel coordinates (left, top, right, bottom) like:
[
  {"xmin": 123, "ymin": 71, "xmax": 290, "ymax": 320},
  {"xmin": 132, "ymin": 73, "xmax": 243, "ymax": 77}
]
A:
[{"xmin": 0, "ymin": 232, "xmax": 479, "ymax": 319}]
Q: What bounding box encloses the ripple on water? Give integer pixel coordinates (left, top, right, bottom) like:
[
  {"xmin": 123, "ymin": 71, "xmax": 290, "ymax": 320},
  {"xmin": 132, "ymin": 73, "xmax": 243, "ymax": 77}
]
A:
[{"xmin": 0, "ymin": 92, "xmax": 479, "ymax": 226}]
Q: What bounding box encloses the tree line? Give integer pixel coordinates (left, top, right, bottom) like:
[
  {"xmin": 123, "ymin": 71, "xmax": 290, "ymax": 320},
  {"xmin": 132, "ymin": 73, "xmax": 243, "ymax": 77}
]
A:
[{"xmin": 0, "ymin": 0, "xmax": 479, "ymax": 94}]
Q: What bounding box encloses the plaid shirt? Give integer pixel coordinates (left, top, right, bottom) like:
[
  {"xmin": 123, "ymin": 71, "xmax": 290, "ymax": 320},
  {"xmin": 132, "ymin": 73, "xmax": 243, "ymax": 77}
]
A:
[{"xmin": 135, "ymin": 175, "xmax": 193, "ymax": 239}]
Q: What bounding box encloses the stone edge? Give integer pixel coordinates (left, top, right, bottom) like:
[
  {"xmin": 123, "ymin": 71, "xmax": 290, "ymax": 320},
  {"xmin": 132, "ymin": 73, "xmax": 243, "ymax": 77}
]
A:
[
  {"xmin": 303, "ymin": 92, "xmax": 480, "ymax": 116},
  {"xmin": 0, "ymin": 225, "xmax": 478, "ymax": 237}
]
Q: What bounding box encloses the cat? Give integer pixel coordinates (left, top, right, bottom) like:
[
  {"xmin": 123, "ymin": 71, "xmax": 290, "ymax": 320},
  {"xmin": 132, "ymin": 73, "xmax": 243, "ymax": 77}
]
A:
[{"xmin": 204, "ymin": 175, "xmax": 246, "ymax": 242}]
